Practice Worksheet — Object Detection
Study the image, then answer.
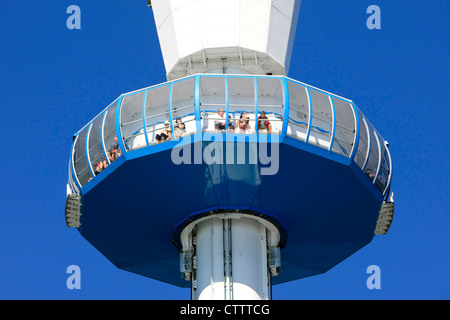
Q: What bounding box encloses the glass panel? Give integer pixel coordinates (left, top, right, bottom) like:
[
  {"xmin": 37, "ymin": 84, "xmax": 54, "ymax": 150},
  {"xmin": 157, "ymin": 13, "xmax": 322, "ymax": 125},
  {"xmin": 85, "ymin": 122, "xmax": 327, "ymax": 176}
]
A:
[
  {"xmin": 73, "ymin": 127, "xmax": 93, "ymax": 186},
  {"xmin": 256, "ymin": 78, "xmax": 283, "ymax": 135},
  {"xmin": 383, "ymin": 145, "xmax": 392, "ymax": 195},
  {"xmin": 103, "ymin": 101, "xmax": 122, "ymax": 164},
  {"xmin": 88, "ymin": 113, "xmax": 108, "ymax": 176},
  {"xmin": 355, "ymin": 110, "xmax": 369, "ymax": 169},
  {"xmin": 171, "ymin": 78, "xmax": 196, "ymax": 137},
  {"xmin": 286, "ymin": 80, "xmax": 309, "ymax": 141},
  {"xmin": 68, "ymin": 157, "xmax": 80, "ymax": 194},
  {"xmin": 331, "ymin": 97, "xmax": 355, "ymax": 157},
  {"xmin": 120, "ymin": 91, "xmax": 146, "ymax": 151},
  {"xmin": 375, "ymin": 132, "xmax": 389, "ymax": 193},
  {"xmin": 364, "ymin": 122, "xmax": 380, "ymax": 183},
  {"xmin": 228, "ymin": 77, "xmax": 255, "ymax": 133},
  {"xmin": 145, "ymin": 84, "xmax": 171, "ymax": 144},
  {"xmin": 308, "ymin": 89, "xmax": 333, "ymax": 149},
  {"xmin": 199, "ymin": 76, "xmax": 227, "ymax": 133}
]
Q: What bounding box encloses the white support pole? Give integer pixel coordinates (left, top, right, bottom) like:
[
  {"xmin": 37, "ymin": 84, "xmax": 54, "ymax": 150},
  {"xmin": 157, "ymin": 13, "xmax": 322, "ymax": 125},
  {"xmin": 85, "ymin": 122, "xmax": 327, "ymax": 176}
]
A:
[
  {"xmin": 230, "ymin": 216, "xmax": 269, "ymax": 300},
  {"xmin": 181, "ymin": 213, "xmax": 280, "ymax": 300},
  {"xmin": 150, "ymin": 0, "xmax": 302, "ymax": 80},
  {"xmin": 194, "ymin": 217, "xmax": 226, "ymax": 299}
]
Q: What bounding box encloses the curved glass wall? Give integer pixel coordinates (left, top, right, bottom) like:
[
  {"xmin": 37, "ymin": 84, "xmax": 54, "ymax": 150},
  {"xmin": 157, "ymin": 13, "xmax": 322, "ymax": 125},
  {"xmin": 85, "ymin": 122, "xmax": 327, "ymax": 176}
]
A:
[
  {"xmin": 73, "ymin": 126, "xmax": 92, "ymax": 187},
  {"xmin": 171, "ymin": 77, "xmax": 196, "ymax": 137},
  {"xmin": 88, "ymin": 113, "xmax": 107, "ymax": 176},
  {"xmin": 355, "ymin": 109, "xmax": 370, "ymax": 169},
  {"xmin": 256, "ymin": 77, "xmax": 284, "ymax": 135},
  {"xmin": 71, "ymin": 74, "xmax": 392, "ymax": 195},
  {"xmin": 120, "ymin": 90, "xmax": 146, "ymax": 151},
  {"xmin": 308, "ymin": 88, "xmax": 333, "ymax": 150},
  {"xmin": 228, "ymin": 77, "xmax": 255, "ymax": 133},
  {"xmin": 103, "ymin": 100, "xmax": 120, "ymax": 164},
  {"xmin": 375, "ymin": 133, "xmax": 389, "ymax": 193},
  {"xmin": 145, "ymin": 84, "xmax": 172, "ymax": 144},
  {"xmin": 286, "ymin": 80, "xmax": 309, "ymax": 142},
  {"xmin": 68, "ymin": 155, "xmax": 80, "ymax": 194},
  {"xmin": 200, "ymin": 76, "xmax": 227, "ymax": 133},
  {"xmin": 331, "ymin": 97, "xmax": 356, "ymax": 157},
  {"xmin": 382, "ymin": 143, "xmax": 392, "ymax": 195},
  {"xmin": 364, "ymin": 121, "xmax": 381, "ymax": 183}
]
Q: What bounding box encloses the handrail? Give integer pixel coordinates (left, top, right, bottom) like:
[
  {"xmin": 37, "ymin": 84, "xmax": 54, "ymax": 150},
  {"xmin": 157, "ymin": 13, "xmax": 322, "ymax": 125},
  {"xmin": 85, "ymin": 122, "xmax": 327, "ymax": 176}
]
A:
[{"xmin": 71, "ymin": 74, "xmax": 390, "ymax": 194}]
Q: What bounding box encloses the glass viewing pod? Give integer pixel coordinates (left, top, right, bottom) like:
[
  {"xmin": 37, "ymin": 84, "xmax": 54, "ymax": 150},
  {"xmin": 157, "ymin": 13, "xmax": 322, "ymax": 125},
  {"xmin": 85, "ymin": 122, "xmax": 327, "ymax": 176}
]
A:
[{"xmin": 70, "ymin": 74, "xmax": 392, "ymax": 196}]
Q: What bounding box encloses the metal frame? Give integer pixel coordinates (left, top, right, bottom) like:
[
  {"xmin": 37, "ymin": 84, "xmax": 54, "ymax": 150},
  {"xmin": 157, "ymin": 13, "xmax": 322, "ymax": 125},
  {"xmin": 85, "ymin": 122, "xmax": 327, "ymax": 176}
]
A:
[
  {"xmin": 85, "ymin": 123, "xmax": 95, "ymax": 178},
  {"xmin": 72, "ymin": 125, "xmax": 93, "ymax": 187},
  {"xmin": 87, "ymin": 112, "xmax": 109, "ymax": 176},
  {"xmin": 349, "ymin": 102, "xmax": 360, "ymax": 161},
  {"xmin": 254, "ymin": 77, "xmax": 259, "ymax": 133},
  {"xmin": 116, "ymin": 95, "xmax": 126, "ymax": 154},
  {"xmin": 373, "ymin": 130, "xmax": 382, "ymax": 185},
  {"xmin": 100, "ymin": 111, "xmax": 110, "ymax": 165},
  {"xmin": 384, "ymin": 142, "xmax": 393, "ymax": 195},
  {"xmin": 225, "ymin": 76, "xmax": 230, "ymax": 133},
  {"xmin": 101, "ymin": 100, "xmax": 119, "ymax": 165},
  {"xmin": 70, "ymin": 74, "xmax": 392, "ymax": 195},
  {"xmin": 71, "ymin": 135, "xmax": 82, "ymax": 190},
  {"xmin": 142, "ymin": 89, "xmax": 150, "ymax": 147},
  {"xmin": 361, "ymin": 117, "xmax": 372, "ymax": 171},
  {"xmin": 281, "ymin": 77, "xmax": 289, "ymax": 139},
  {"xmin": 328, "ymin": 95, "xmax": 336, "ymax": 154},
  {"xmin": 194, "ymin": 75, "xmax": 202, "ymax": 135},
  {"xmin": 305, "ymin": 86, "xmax": 313, "ymax": 145}
]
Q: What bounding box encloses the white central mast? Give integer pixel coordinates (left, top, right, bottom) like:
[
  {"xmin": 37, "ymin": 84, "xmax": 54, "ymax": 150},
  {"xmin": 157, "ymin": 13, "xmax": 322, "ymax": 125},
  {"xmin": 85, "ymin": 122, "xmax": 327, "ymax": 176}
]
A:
[
  {"xmin": 180, "ymin": 213, "xmax": 281, "ymax": 300},
  {"xmin": 151, "ymin": 0, "xmax": 301, "ymax": 80},
  {"xmin": 150, "ymin": 0, "xmax": 301, "ymax": 300}
]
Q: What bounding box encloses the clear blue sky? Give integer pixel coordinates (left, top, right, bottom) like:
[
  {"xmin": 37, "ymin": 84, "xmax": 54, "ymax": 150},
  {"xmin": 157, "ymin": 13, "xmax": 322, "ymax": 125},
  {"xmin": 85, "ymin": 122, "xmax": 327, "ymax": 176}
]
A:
[{"xmin": 0, "ymin": 0, "xmax": 448, "ymax": 299}]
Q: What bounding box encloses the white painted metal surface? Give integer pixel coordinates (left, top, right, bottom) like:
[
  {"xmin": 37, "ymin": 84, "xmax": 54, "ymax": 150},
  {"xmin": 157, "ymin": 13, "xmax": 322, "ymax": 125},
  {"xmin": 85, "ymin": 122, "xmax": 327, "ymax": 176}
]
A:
[
  {"xmin": 195, "ymin": 217, "xmax": 227, "ymax": 299},
  {"xmin": 151, "ymin": 0, "xmax": 302, "ymax": 80},
  {"xmin": 230, "ymin": 217, "xmax": 269, "ymax": 300},
  {"xmin": 180, "ymin": 213, "xmax": 281, "ymax": 300}
]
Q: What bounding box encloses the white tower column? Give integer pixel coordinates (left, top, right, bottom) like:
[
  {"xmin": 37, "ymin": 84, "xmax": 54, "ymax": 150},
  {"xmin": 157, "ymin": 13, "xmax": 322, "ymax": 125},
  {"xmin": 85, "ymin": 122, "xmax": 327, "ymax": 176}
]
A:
[
  {"xmin": 150, "ymin": 0, "xmax": 302, "ymax": 80},
  {"xmin": 179, "ymin": 213, "xmax": 281, "ymax": 300}
]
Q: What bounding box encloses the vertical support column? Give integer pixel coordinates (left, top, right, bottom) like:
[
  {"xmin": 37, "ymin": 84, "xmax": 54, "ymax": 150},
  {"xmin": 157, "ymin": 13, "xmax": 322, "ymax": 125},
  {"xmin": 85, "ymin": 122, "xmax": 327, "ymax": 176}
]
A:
[
  {"xmin": 281, "ymin": 77, "xmax": 289, "ymax": 141},
  {"xmin": 223, "ymin": 218, "xmax": 232, "ymax": 300},
  {"xmin": 254, "ymin": 78, "xmax": 259, "ymax": 133},
  {"xmin": 71, "ymin": 135, "xmax": 82, "ymax": 190},
  {"xmin": 349, "ymin": 102, "xmax": 360, "ymax": 161},
  {"xmin": 193, "ymin": 218, "xmax": 225, "ymax": 300},
  {"xmin": 305, "ymin": 87, "xmax": 312, "ymax": 146},
  {"xmin": 194, "ymin": 75, "xmax": 202, "ymax": 136},
  {"xmin": 115, "ymin": 96, "xmax": 126, "ymax": 157},
  {"xmin": 328, "ymin": 95, "xmax": 336, "ymax": 154},
  {"xmin": 230, "ymin": 217, "xmax": 269, "ymax": 300},
  {"xmin": 185, "ymin": 214, "xmax": 279, "ymax": 300},
  {"xmin": 142, "ymin": 89, "xmax": 150, "ymax": 147},
  {"xmin": 85, "ymin": 123, "xmax": 95, "ymax": 178}
]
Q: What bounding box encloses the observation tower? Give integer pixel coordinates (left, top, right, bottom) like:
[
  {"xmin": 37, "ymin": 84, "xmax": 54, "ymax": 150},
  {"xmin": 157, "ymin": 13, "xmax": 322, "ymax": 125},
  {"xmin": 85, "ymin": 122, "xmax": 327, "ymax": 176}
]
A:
[{"xmin": 65, "ymin": 0, "xmax": 394, "ymax": 300}]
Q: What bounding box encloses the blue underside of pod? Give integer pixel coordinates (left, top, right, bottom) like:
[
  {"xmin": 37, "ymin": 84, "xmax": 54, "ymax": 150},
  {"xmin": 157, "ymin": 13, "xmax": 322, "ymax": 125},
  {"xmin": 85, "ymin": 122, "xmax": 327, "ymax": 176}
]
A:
[{"xmin": 78, "ymin": 137, "xmax": 383, "ymax": 287}]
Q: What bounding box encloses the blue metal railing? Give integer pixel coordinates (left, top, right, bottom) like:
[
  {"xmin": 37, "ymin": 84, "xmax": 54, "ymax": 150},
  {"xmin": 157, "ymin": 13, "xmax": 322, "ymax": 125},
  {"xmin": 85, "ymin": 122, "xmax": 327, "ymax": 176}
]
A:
[{"xmin": 70, "ymin": 74, "xmax": 391, "ymax": 196}]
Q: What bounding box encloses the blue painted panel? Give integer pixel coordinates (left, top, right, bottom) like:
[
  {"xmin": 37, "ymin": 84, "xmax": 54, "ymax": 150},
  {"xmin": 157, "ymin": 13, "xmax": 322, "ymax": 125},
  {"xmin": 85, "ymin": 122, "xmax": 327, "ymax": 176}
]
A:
[
  {"xmin": 73, "ymin": 74, "xmax": 390, "ymax": 287},
  {"xmin": 79, "ymin": 137, "xmax": 384, "ymax": 287}
]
